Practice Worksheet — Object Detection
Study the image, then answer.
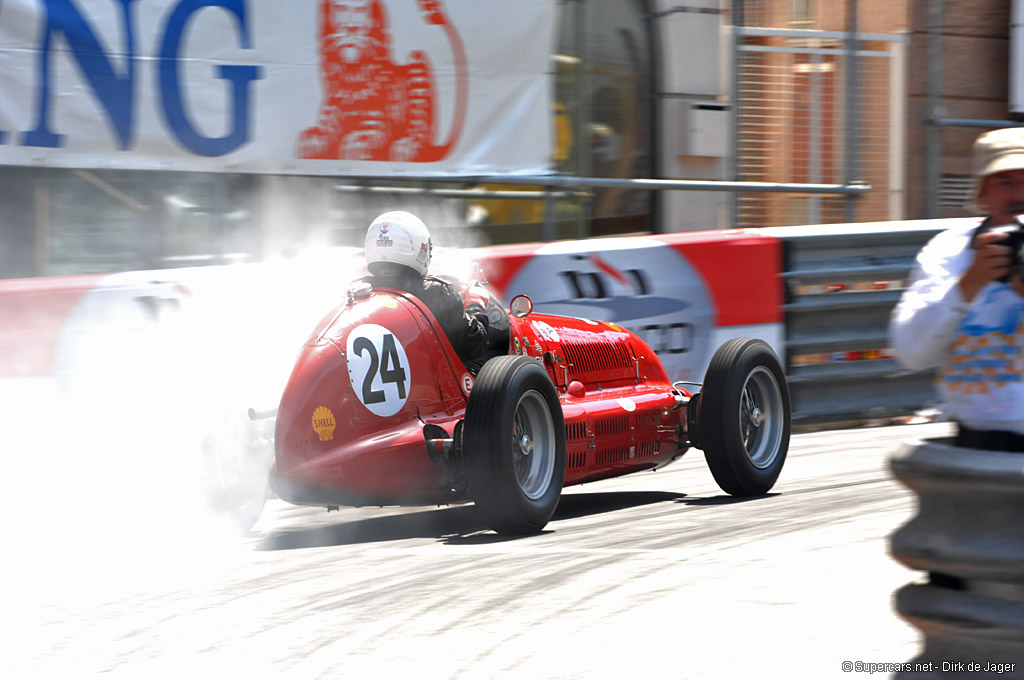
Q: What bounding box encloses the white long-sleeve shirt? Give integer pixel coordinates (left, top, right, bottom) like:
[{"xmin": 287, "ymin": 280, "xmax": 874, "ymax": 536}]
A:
[{"xmin": 890, "ymin": 218, "xmax": 1024, "ymax": 433}]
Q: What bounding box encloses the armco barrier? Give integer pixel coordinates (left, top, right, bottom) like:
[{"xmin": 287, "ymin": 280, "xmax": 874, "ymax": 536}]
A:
[
  {"xmin": 0, "ymin": 218, "xmax": 983, "ymax": 425},
  {"xmin": 0, "ymin": 230, "xmax": 786, "ymax": 390},
  {"xmin": 889, "ymin": 439, "xmax": 1024, "ymax": 672},
  {"xmin": 472, "ymin": 231, "xmax": 784, "ymax": 387},
  {"xmin": 766, "ymin": 217, "xmax": 979, "ymax": 425}
]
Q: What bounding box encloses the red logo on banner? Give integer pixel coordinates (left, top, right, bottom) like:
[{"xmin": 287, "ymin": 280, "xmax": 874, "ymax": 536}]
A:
[{"xmin": 296, "ymin": 0, "xmax": 467, "ymax": 163}]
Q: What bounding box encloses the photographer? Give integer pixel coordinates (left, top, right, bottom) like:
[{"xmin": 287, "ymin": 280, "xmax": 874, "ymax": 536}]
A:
[{"xmin": 891, "ymin": 127, "xmax": 1024, "ymax": 451}]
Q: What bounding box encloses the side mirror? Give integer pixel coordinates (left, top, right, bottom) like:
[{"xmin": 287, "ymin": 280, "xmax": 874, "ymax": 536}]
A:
[{"xmin": 509, "ymin": 294, "xmax": 533, "ymax": 318}]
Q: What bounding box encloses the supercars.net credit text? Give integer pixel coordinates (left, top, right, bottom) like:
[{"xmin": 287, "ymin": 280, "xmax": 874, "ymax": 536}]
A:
[{"xmin": 842, "ymin": 661, "xmax": 1017, "ymax": 674}]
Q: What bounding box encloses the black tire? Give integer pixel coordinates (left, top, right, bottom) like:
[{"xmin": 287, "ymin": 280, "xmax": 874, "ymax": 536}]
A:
[
  {"xmin": 464, "ymin": 355, "xmax": 567, "ymax": 534},
  {"xmin": 698, "ymin": 338, "xmax": 790, "ymax": 496}
]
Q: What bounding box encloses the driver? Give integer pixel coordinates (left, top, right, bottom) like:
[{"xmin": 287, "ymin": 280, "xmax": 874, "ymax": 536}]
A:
[{"xmin": 363, "ymin": 211, "xmax": 493, "ymax": 372}]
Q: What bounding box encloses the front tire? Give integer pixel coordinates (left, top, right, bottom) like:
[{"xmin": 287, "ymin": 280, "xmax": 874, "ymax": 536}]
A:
[
  {"xmin": 699, "ymin": 338, "xmax": 790, "ymax": 496},
  {"xmin": 464, "ymin": 356, "xmax": 567, "ymax": 534}
]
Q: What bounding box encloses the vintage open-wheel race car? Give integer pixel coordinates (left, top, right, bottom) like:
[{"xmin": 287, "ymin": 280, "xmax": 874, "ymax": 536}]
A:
[{"xmin": 266, "ymin": 280, "xmax": 791, "ymax": 535}]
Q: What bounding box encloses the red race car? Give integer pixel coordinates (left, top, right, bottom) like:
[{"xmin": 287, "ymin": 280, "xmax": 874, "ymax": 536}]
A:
[{"xmin": 269, "ymin": 282, "xmax": 791, "ymax": 535}]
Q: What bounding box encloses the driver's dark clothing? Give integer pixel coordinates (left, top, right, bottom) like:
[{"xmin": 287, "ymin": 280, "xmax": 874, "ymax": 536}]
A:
[{"xmin": 366, "ymin": 271, "xmax": 489, "ymax": 369}]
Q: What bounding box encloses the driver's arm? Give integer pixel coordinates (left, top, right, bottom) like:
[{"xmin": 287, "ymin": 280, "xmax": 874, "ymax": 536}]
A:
[
  {"xmin": 460, "ymin": 290, "xmax": 489, "ymax": 362},
  {"xmin": 462, "ymin": 281, "xmax": 490, "ymax": 317}
]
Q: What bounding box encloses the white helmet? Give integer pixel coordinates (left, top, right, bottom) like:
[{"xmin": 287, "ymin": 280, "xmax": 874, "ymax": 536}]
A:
[{"xmin": 364, "ymin": 211, "xmax": 432, "ymax": 277}]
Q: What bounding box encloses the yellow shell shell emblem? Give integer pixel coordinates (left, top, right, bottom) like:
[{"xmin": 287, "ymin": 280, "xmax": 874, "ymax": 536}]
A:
[{"xmin": 312, "ymin": 406, "xmax": 336, "ymax": 442}]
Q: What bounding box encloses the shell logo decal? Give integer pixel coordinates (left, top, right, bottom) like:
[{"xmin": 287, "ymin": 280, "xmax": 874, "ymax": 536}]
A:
[{"xmin": 312, "ymin": 406, "xmax": 336, "ymax": 442}]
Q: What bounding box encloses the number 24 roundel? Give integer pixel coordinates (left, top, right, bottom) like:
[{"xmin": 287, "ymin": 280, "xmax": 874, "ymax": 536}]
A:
[{"xmin": 346, "ymin": 324, "xmax": 411, "ymax": 417}]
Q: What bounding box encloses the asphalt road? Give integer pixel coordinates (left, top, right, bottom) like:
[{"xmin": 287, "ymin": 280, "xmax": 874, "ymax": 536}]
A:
[{"xmin": 5, "ymin": 421, "xmax": 953, "ymax": 679}]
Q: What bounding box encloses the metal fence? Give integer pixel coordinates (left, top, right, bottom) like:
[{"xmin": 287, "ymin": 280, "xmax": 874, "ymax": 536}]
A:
[
  {"xmin": 768, "ymin": 219, "xmax": 971, "ymax": 426},
  {"xmin": 735, "ymin": 28, "xmax": 908, "ymax": 229}
]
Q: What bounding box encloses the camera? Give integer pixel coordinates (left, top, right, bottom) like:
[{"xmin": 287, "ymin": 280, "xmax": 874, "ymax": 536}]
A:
[{"xmin": 976, "ymin": 216, "xmax": 1024, "ymax": 283}]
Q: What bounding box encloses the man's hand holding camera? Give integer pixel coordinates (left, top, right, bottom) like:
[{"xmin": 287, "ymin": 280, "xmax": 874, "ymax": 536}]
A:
[
  {"xmin": 963, "ymin": 226, "xmax": 1024, "ymax": 301},
  {"xmin": 965, "ymin": 163, "xmax": 1024, "ymax": 301}
]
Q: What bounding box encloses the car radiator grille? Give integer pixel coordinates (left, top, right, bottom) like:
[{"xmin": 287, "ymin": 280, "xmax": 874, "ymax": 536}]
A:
[
  {"xmin": 595, "ymin": 440, "xmax": 659, "ymax": 467},
  {"xmin": 559, "ymin": 337, "xmax": 635, "ymax": 383}
]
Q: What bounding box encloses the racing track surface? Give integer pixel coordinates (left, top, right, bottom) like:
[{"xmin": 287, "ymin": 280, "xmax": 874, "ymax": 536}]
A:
[{"xmin": 6, "ymin": 421, "xmax": 953, "ymax": 679}]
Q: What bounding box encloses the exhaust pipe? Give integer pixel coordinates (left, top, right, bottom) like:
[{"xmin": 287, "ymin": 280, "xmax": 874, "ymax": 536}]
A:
[{"xmin": 248, "ymin": 407, "xmax": 278, "ymax": 421}]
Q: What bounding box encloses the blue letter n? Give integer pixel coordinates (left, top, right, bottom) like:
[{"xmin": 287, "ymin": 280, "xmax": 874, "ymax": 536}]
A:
[{"xmin": 22, "ymin": 0, "xmax": 138, "ymax": 149}]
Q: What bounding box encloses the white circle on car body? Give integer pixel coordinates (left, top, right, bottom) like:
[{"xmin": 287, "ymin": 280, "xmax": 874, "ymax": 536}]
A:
[
  {"xmin": 617, "ymin": 398, "xmax": 637, "ymax": 412},
  {"xmin": 346, "ymin": 324, "xmax": 411, "ymax": 417},
  {"xmin": 461, "ymin": 372, "xmax": 474, "ymax": 396},
  {"xmin": 532, "ymin": 320, "xmax": 560, "ymax": 342}
]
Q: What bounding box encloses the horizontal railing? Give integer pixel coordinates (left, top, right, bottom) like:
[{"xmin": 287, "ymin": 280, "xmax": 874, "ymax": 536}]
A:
[{"xmin": 766, "ymin": 219, "xmax": 977, "ymax": 425}]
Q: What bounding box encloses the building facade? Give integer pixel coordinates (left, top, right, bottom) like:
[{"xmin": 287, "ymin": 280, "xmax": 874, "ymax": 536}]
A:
[{"xmin": 1, "ymin": 0, "xmax": 1019, "ymax": 281}]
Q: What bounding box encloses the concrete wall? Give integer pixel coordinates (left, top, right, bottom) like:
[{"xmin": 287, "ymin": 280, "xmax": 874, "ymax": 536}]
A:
[
  {"xmin": 905, "ymin": 0, "xmax": 1013, "ymax": 220},
  {"xmin": 652, "ymin": 0, "xmax": 730, "ymax": 232}
]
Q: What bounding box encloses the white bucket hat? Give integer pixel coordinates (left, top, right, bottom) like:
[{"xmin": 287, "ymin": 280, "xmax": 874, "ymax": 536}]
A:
[{"xmin": 971, "ymin": 127, "xmax": 1024, "ymax": 213}]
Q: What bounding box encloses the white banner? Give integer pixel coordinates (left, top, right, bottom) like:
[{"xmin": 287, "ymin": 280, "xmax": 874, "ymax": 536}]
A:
[{"xmin": 0, "ymin": 0, "xmax": 556, "ymax": 176}]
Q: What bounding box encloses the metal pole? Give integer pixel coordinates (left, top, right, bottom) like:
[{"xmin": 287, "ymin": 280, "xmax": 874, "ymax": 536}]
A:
[
  {"xmin": 458, "ymin": 175, "xmax": 871, "ymax": 194},
  {"xmin": 844, "ymin": 0, "xmax": 859, "ymax": 223},
  {"xmin": 925, "ymin": 0, "xmax": 944, "ymax": 219},
  {"xmin": 576, "ymin": 0, "xmax": 591, "ymax": 240},
  {"xmin": 1011, "ymin": 0, "xmax": 1024, "ymax": 119},
  {"xmin": 810, "ymin": 50, "xmax": 823, "ymax": 224},
  {"xmin": 889, "ymin": 34, "xmax": 909, "ymax": 220},
  {"xmin": 216, "ymin": 175, "xmax": 228, "ymax": 264},
  {"xmin": 730, "ymin": 0, "xmax": 744, "ymax": 230},
  {"xmin": 542, "ymin": 189, "xmax": 556, "ymax": 242},
  {"xmin": 34, "ymin": 173, "xmax": 50, "ymax": 277},
  {"xmin": 934, "ymin": 117, "xmax": 1024, "ymax": 129},
  {"xmin": 334, "ymin": 185, "xmax": 579, "ymax": 200}
]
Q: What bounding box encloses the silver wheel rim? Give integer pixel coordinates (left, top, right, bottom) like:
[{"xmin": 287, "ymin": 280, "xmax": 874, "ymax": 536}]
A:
[
  {"xmin": 512, "ymin": 389, "xmax": 556, "ymax": 500},
  {"xmin": 738, "ymin": 366, "xmax": 784, "ymax": 469}
]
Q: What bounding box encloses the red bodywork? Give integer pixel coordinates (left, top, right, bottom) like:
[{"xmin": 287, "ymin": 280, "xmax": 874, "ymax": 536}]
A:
[{"xmin": 271, "ymin": 287, "xmax": 688, "ymax": 507}]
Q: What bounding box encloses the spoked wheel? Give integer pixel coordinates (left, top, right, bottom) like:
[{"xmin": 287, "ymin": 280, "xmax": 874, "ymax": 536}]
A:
[
  {"xmin": 510, "ymin": 390, "xmax": 558, "ymax": 500},
  {"xmin": 200, "ymin": 405, "xmax": 274, "ymax": 533},
  {"xmin": 698, "ymin": 338, "xmax": 791, "ymax": 496},
  {"xmin": 464, "ymin": 356, "xmax": 566, "ymax": 534},
  {"xmin": 739, "ymin": 366, "xmax": 787, "ymax": 469}
]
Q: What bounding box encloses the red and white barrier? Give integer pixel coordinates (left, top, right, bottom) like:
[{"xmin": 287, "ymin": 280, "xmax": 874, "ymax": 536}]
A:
[
  {"xmin": 470, "ymin": 230, "xmax": 783, "ymax": 383},
  {"xmin": 0, "ymin": 230, "xmax": 784, "ymax": 387}
]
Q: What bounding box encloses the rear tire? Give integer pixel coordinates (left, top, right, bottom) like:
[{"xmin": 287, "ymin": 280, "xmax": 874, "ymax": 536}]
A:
[
  {"xmin": 699, "ymin": 338, "xmax": 790, "ymax": 496},
  {"xmin": 464, "ymin": 356, "xmax": 566, "ymax": 534},
  {"xmin": 200, "ymin": 404, "xmax": 273, "ymax": 533}
]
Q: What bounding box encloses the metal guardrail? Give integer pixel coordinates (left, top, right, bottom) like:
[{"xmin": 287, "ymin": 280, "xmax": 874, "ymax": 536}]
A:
[
  {"xmin": 332, "ymin": 175, "xmax": 872, "ymax": 241},
  {"xmin": 460, "ymin": 175, "xmax": 872, "ymax": 195},
  {"xmin": 766, "ymin": 219, "xmax": 979, "ymax": 425},
  {"xmin": 0, "ymin": 215, "xmax": 980, "ymax": 427},
  {"xmin": 338, "ymin": 175, "xmax": 873, "ymax": 195}
]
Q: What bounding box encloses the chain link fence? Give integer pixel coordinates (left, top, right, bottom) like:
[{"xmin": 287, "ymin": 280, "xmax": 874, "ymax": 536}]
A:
[{"xmin": 735, "ymin": 28, "xmax": 907, "ymax": 229}]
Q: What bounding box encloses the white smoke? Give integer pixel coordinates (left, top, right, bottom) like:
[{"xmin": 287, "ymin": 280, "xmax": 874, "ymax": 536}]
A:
[
  {"xmin": 1, "ymin": 176, "xmax": 496, "ymax": 571},
  {"xmin": 257, "ymin": 174, "xmax": 492, "ymax": 254}
]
